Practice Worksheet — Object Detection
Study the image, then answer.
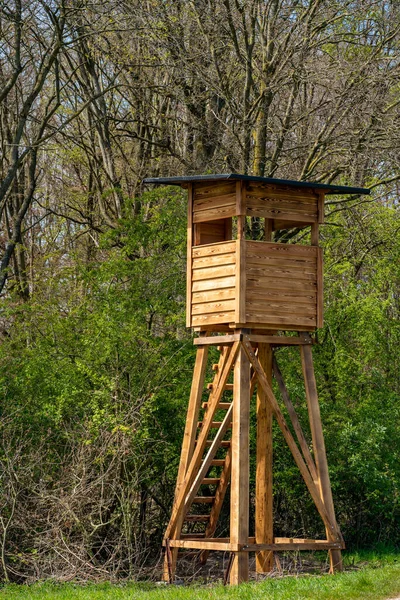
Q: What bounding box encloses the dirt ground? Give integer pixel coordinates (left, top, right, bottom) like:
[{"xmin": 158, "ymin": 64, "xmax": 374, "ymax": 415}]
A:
[{"xmin": 161, "ymin": 551, "xmax": 340, "ymax": 585}]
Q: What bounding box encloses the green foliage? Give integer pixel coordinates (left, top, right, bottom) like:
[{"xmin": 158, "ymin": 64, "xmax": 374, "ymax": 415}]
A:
[{"xmin": 0, "ymin": 189, "xmax": 400, "ymax": 582}]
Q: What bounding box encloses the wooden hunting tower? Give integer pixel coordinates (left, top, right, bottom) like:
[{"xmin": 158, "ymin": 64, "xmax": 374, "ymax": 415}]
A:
[{"xmin": 144, "ymin": 174, "xmax": 369, "ymax": 585}]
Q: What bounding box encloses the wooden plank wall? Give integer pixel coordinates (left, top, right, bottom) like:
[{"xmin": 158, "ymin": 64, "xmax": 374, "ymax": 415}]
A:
[
  {"xmin": 245, "ymin": 182, "xmax": 319, "ymax": 226},
  {"xmin": 191, "ymin": 241, "xmax": 237, "ymax": 327},
  {"xmin": 193, "ymin": 181, "xmax": 237, "ymax": 223},
  {"xmin": 245, "ymin": 241, "xmax": 318, "ymax": 329}
]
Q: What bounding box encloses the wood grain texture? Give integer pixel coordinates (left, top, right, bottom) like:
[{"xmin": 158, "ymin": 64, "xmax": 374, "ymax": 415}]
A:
[
  {"xmin": 193, "ymin": 205, "xmax": 237, "ymax": 223},
  {"xmin": 192, "ymin": 264, "xmax": 236, "ymax": 281},
  {"xmin": 194, "ymin": 220, "xmax": 231, "ymax": 245},
  {"xmin": 192, "ymin": 288, "xmax": 236, "ymax": 304},
  {"xmin": 301, "ymin": 341, "xmax": 343, "ymax": 572},
  {"xmin": 245, "ymin": 240, "xmax": 318, "ymax": 330},
  {"xmin": 235, "ymin": 239, "xmax": 246, "ymax": 323},
  {"xmin": 256, "ymin": 343, "xmax": 274, "ymax": 573},
  {"xmin": 192, "ymin": 276, "xmax": 236, "ymax": 292},
  {"xmin": 245, "ymin": 182, "xmax": 318, "ymax": 224},
  {"xmin": 190, "ymin": 241, "xmax": 237, "ymax": 328},
  {"xmin": 192, "ymin": 312, "xmax": 236, "ymax": 327},
  {"xmin": 194, "ymin": 193, "xmax": 236, "ymax": 211},
  {"xmin": 200, "ymin": 447, "xmax": 232, "ymax": 565},
  {"xmin": 272, "ymin": 356, "xmax": 318, "ymax": 484},
  {"xmin": 246, "ymin": 240, "xmax": 317, "ymax": 257},
  {"xmin": 317, "ymin": 247, "xmax": 324, "ymax": 328},
  {"xmin": 194, "ymin": 181, "xmax": 236, "ymax": 199},
  {"xmin": 192, "ymin": 300, "xmax": 236, "ymax": 315},
  {"xmin": 186, "ymin": 184, "xmax": 193, "ymax": 328},
  {"xmin": 192, "ymin": 241, "xmax": 236, "ymax": 257},
  {"xmin": 242, "ymin": 341, "xmax": 338, "ymax": 539},
  {"xmin": 317, "ymin": 191, "xmax": 325, "ymax": 224},
  {"xmin": 192, "ymin": 252, "xmax": 235, "ymax": 269},
  {"xmin": 230, "ymin": 344, "xmax": 250, "ymax": 584},
  {"xmin": 165, "ymin": 342, "xmax": 240, "ymax": 540},
  {"xmin": 245, "ymin": 313, "xmax": 317, "ymax": 328},
  {"xmin": 246, "ymin": 182, "xmax": 318, "ymax": 200}
]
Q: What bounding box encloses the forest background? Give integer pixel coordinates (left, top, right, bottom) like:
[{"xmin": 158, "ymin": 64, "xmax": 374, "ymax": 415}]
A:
[{"xmin": 0, "ymin": 0, "xmax": 399, "ymax": 584}]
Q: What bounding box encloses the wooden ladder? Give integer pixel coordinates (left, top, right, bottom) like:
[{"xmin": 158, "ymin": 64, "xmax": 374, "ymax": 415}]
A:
[{"xmin": 181, "ymin": 348, "xmax": 233, "ymax": 560}]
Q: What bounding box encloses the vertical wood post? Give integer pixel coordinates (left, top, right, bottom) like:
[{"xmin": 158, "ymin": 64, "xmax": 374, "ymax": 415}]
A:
[
  {"xmin": 255, "ymin": 342, "xmax": 274, "ymax": 573},
  {"xmin": 186, "ymin": 183, "xmax": 193, "ymax": 327},
  {"xmin": 163, "ymin": 343, "xmax": 208, "ymax": 581},
  {"xmin": 230, "ymin": 341, "xmax": 250, "ymax": 584},
  {"xmin": 301, "ymin": 341, "xmax": 343, "ymax": 573}
]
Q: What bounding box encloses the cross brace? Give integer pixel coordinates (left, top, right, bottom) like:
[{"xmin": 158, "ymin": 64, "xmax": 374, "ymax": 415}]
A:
[{"xmin": 163, "ymin": 331, "xmax": 343, "ymax": 585}]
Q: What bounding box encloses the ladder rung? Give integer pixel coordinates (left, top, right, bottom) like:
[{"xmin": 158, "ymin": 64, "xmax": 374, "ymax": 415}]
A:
[
  {"xmin": 202, "ymin": 402, "xmax": 232, "ymax": 410},
  {"xmin": 193, "ymin": 496, "xmax": 215, "ymax": 504},
  {"xmin": 198, "ymin": 421, "xmax": 232, "ymax": 429},
  {"xmin": 203, "ymin": 440, "xmax": 231, "ymax": 448},
  {"xmin": 202, "ymin": 478, "xmax": 220, "ymax": 485},
  {"xmin": 198, "ymin": 439, "xmax": 231, "ymax": 448},
  {"xmin": 211, "ymin": 459, "xmax": 225, "ymax": 466},
  {"xmin": 184, "ymin": 515, "xmax": 210, "ymax": 522},
  {"xmin": 212, "ymin": 363, "xmax": 219, "ymax": 372},
  {"xmin": 207, "ymin": 383, "xmax": 234, "ymax": 391}
]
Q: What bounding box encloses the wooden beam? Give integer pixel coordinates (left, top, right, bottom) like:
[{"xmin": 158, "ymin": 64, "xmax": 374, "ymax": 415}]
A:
[
  {"xmin": 317, "ymin": 191, "xmax": 325, "ymax": 224},
  {"xmin": 230, "ymin": 344, "xmax": 250, "ymax": 584},
  {"xmin": 194, "ymin": 334, "xmax": 240, "ymax": 346},
  {"xmin": 301, "ymin": 339, "xmax": 343, "ymax": 573},
  {"xmin": 272, "ymin": 356, "xmax": 318, "ymax": 484},
  {"xmin": 186, "ymin": 183, "xmax": 193, "ymax": 327},
  {"xmin": 194, "ymin": 334, "xmax": 314, "ymax": 346},
  {"xmin": 247, "ymin": 334, "xmax": 313, "ymax": 345},
  {"xmin": 168, "ymin": 539, "xmax": 238, "ymax": 551},
  {"xmin": 255, "ymin": 342, "xmax": 274, "ymax": 573},
  {"xmin": 243, "ymin": 542, "xmax": 343, "ymax": 551},
  {"xmin": 311, "ymin": 222, "xmax": 319, "ymax": 246},
  {"xmin": 235, "ymin": 238, "xmax": 246, "ymax": 323},
  {"xmin": 317, "ymin": 247, "xmax": 324, "ymax": 328}
]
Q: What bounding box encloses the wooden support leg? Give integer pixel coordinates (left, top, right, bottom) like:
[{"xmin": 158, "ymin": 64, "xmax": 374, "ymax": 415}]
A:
[
  {"xmin": 163, "ymin": 344, "xmax": 209, "ymax": 581},
  {"xmin": 301, "ymin": 341, "xmax": 343, "ymax": 573},
  {"xmin": 230, "ymin": 343, "xmax": 250, "ymax": 585},
  {"xmin": 256, "ymin": 343, "xmax": 274, "ymax": 573},
  {"xmin": 242, "ymin": 340, "xmax": 337, "ymax": 539}
]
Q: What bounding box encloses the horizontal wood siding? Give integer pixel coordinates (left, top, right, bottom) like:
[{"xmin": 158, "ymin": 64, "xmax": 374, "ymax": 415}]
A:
[
  {"xmin": 191, "ymin": 241, "xmax": 237, "ymax": 327},
  {"xmin": 193, "ymin": 182, "xmax": 236, "ymax": 223},
  {"xmin": 245, "ymin": 182, "xmax": 318, "ymax": 224},
  {"xmin": 245, "ymin": 241, "xmax": 319, "ymax": 329}
]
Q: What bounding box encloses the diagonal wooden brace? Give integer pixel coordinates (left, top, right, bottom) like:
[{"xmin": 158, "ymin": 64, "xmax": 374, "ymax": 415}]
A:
[
  {"xmin": 273, "ymin": 355, "xmax": 319, "ymax": 484},
  {"xmin": 242, "ymin": 340, "xmax": 340, "ymax": 541}
]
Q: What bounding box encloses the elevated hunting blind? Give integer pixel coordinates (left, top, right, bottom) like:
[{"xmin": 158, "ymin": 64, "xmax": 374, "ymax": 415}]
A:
[{"xmin": 144, "ymin": 174, "xmax": 369, "ymax": 585}]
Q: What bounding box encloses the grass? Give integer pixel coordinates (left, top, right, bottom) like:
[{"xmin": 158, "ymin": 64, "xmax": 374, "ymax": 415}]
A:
[{"xmin": 1, "ymin": 550, "xmax": 399, "ymax": 600}]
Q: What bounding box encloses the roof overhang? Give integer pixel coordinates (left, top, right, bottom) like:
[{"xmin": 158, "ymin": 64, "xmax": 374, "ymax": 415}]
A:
[{"xmin": 143, "ymin": 173, "xmax": 370, "ymax": 196}]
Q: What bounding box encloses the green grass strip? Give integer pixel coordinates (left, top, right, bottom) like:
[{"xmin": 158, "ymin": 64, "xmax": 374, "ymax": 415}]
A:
[{"xmin": 1, "ymin": 561, "xmax": 400, "ymax": 600}]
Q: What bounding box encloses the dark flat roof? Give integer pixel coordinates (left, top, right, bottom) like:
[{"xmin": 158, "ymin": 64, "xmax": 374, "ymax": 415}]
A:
[{"xmin": 143, "ymin": 173, "xmax": 370, "ymax": 195}]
